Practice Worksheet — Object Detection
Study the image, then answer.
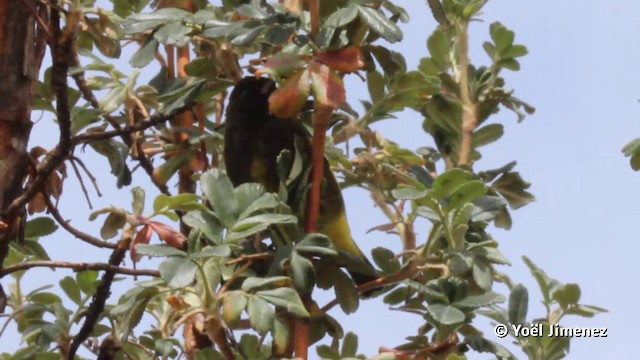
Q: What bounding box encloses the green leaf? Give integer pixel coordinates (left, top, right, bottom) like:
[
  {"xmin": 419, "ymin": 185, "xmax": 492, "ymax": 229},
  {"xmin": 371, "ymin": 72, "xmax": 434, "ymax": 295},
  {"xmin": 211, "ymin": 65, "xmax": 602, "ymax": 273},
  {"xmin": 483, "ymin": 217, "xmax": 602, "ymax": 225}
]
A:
[
  {"xmin": 430, "ymin": 168, "xmax": 474, "ymax": 200},
  {"xmin": 101, "ymin": 212, "xmax": 126, "ymax": 239},
  {"xmin": 272, "ymin": 315, "xmax": 289, "ymax": 356},
  {"xmin": 491, "ymin": 172, "xmax": 535, "ymax": 209},
  {"xmin": 185, "ymin": 57, "xmax": 219, "ymax": 79},
  {"xmin": 391, "ymin": 187, "xmax": 428, "ymax": 200},
  {"xmin": 30, "ymin": 292, "xmax": 62, "ymax": 304},
  {"xmin": 24, "ymin": 217, "xmax": 58, "ymax": 239},
  {"xmin": 236, "ymin": 2, "xmax": 270, "ymax": 18},
  {"xmin": 153, "ymin": 148, "xmax": 193, "ymax": 185},
  {"xmin": 236, "ymin": 187, "xmax": 276, "ymax": 219},
  {"xmin": 183, "ymin": 210, "xmax": 223, "ymax": 244},
  {"xmin": 563, "ymin": 304, "xmax": 608, "ymax": 318},
  {"xmin": 427, "ymin": 28, "xmax": 451, "ymax": 69},
  {"xmin": 357, "ymin": 6, "xmax": 403, "ymax": 43},
  {"xmin": 552, "ymin": 283, "xmax": 581, "ymax": 308},
  {"xmin": 201, "ymin": 169, "xmax": 237, "ymax": 228},
  {"xmin": 154, "ymin": 22, "xmax": 191, "ymax": 46},
  {"xmin": 447, "ymin": 252, "xmax": 473, "ymax": 275},
  {"xmin": 472, "ymin": 124, "xmax": 504, "ymax": 148},
  {"xmin": 334, "ymin": 269, "xmax": 359, "ymax": 314},
  {"xmin": 247, "ymin": 295, "xmax": 275, "ymax": 335},
  {"xmin": 13, "ymin": 240, "xmax": 50, "ymax": 260},
  {"xmin": 290, "ymin": 251, "xmax": 316, "ymax": 294},
  {"xmin": 371, "ymin": 247, "xmax": 400, "ymax": 274},
  {"xmin": 257, "ymin": 287, "xmax": 310, "ymax": 317},
  {"xmin": 295, "ymin": 234, "xmax": 339, "ymax": 257},
  {"xmin": 444, "ymin": 181, "xmax": 487, "ymax": 212},
  {"xmin": 522, "ymin": 256, "xmax": 561, "ymax": 306},
  {"xmin": 59, "ymin": 277, "xmax": 81, "ymax": 305},
  {"xmin": 155, "ymin": 339, "xmax": 177, "ymax": 357},
  {"xmin": 122, "ymin": 8, "xmax": 193, "ymax": 34},
  {"xmin": 238, "ymin": 334, "xmax": 265, "ymax": 359},
  {"xmin": 469, "ymin": 245, "xmax": 510, "ymax": 265},
  {"xmin": 222, "ymin": 291, "xmax": 247, "ymax": 324},
  {"xmin": 367, "ymin": 70, "xmax": 385, "ymax": 103},
  {"xmin": 89, "ymin": 140, "xmax": 129, "ymax": 186},
  {"xmin": 154, "ymin": 193, "xmax": 202, "ymax": 213},
  {"xmin": 490, "ymin": 22, "xmax": 515, "ymax": 54},
  {"xmin": 317, "ymin": 345, "xmax": 340, "ymax": 360},
  {"xmin": 131, "ymin": 187, "xmax": 145, "ymax": 215},
  {"xmin": 368, "ymin": 45, "xmax": 405, "ymax": 76},
  {"xmin": 242, "ymin": 276, "xmax": 291, "ymax": 292},
  {"xmin": 226, "ymin": 214, "xmax": 297, "ymax": 243},
  {"xmin": 76, "ymin": 270, "xmax": 99, "ymax": 295},
  {"xmin": 416, "ymin": 206, "xmax": 440, "ymax": 222},
  {"xmin": 341, "ymin": 332, "xmax": 358, "ymax": 357},
  {"xmin": 135, "ymin": 244, "xmax": 187, "ymax": 257},
  {"xmin": 426, "ymin": 303, "xmax": 465, "ymax": 326},
  {"xmin": 130, "ymin": 36, "xmax": 158, "ymax": 68},
  {"xmin": 325, "ymin": 5, "xmax": 359, "ymax": 27},
  {"xmin": 405, "ymin": 280, "xmax": 449, "ymax": 303},
  {"xmin": 231, "ymin": 25, "xmax": 265, "ymax": 46},
  {"xmin": 454, "ymin": 291, "xmax": 505, "ymax": 309},
  {"xmin": 383, "ymin": 287, "xmax": 409, "ymax": 305},
  {"xmin": 470, "ymin": 196, "xmax": 507, "ymax": 222},
  {"xmin": 622, "ymin": 138, "xmax": 640, "ymax": 170},
  {"xmin": 502, "ymin": 44, "xmax": 528, "ymax": 59},
  {"xmin": 190, "ymin": 245, "xmax": 231, "ymax": 259},
  {"xmin": 508, "ymin": 284, "xmax": 528, "ymax": 325},
  {"xmin": 472, "ymin": 258, "xmax": 492, "ymax": 291},
  {"xmin": 159, "ymin": 256, "xmax": 197, "ymax": 288}
]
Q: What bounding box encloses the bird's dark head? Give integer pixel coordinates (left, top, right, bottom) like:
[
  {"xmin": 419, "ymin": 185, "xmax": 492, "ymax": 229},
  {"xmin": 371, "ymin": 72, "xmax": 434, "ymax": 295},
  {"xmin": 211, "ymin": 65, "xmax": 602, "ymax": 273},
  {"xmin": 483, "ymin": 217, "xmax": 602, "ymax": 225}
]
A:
[{"xmin": 227, "ymin": 76, "xmax": 276, "ymax": 113}]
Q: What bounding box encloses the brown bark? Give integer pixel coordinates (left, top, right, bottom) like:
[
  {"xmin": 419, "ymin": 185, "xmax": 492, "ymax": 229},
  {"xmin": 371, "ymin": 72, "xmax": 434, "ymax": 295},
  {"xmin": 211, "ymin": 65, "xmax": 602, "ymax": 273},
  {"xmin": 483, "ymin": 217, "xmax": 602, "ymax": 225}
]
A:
[{"xmin": 0, "ymin": 0, "xmax": 39, "ymax": 267}]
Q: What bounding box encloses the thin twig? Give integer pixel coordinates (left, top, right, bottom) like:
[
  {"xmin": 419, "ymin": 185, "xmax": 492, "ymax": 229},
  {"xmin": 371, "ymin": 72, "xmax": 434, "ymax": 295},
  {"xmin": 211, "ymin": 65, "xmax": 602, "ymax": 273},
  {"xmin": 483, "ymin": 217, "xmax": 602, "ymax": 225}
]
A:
[
  {"xmin": 44, "ymin": 193, "xmax": 116, "ymax": 249},
  {"xmin": 0, "ymin": 260, "xmax": 159, "ymax": 278},
  {"xmin": 321, "ymin": 263, "xmax": 420, "ymax": 313},
  {"xmin": 69, "ymin": 159, "xmax": 93, "ymax": 209},
  {"xmin": 219, "ymin": 261, "xmax": 253, "ymax": 294},
  {"xmin": 72, "ymin": 108, "xmax": 190, "ymax": 144},
  {"xmin": 71, "ymin": 156, "xmax": 102, "ymax": 197},
  {"xmin": 224, "ymin": 252, "xmax": 272, "ymax": 266}
]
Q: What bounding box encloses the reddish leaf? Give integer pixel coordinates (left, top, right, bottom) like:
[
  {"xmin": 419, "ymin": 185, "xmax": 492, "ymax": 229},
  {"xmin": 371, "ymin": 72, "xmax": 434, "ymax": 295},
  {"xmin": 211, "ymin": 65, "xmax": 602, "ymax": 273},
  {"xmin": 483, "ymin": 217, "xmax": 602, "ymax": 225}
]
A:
[
  {"xmin": 256, "ymin": 52, "xmax": 308, "ymax": 78},
  {"xmin": 148, "ymin": 221, "xmax": 186, "ymax": 248},
  {"xmin": 27, "ymin": 193, "xmax": 47, "ymax": 215},
  {"xmin": 166, "ymin": 295, "xmax": 188, "ymax": 310},
  {"xmin": 131, "ymin": 224, "xmax": 153, "ymax": 262},
  {"xmin": 269, "ymin": 68, "xmax": 310, "ymax": 119},
  {"xmin": 315, "ymin": 46, "xmax": 364, "ymax": 73},
  {"xmin": 309, "ymin": 62, "xmax": 345, "ymax": 109}
]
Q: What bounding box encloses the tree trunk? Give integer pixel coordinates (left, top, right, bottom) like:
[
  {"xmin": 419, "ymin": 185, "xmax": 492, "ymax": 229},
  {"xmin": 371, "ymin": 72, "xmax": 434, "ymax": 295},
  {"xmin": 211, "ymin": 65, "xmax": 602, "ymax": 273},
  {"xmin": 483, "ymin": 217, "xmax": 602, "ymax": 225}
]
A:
[{"xmin": 0, "ymin": 0, "xmax": 39, "ymax": 268}]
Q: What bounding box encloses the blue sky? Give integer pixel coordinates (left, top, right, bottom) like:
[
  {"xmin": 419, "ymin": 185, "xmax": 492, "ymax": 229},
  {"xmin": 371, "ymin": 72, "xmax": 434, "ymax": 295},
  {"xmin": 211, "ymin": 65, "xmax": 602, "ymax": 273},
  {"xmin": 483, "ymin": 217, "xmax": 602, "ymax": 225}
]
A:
[{"xmin": 2, "ymin": 0, "xmax": 637, "ymax": 358}]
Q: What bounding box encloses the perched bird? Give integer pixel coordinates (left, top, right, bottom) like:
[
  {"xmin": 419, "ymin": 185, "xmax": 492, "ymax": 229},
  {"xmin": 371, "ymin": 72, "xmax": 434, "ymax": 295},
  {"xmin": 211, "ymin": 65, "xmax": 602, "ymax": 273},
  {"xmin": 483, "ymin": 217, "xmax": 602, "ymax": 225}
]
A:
[{"xmin": 224, "ymin": 76, "xmax": 378, "ymax": 288}]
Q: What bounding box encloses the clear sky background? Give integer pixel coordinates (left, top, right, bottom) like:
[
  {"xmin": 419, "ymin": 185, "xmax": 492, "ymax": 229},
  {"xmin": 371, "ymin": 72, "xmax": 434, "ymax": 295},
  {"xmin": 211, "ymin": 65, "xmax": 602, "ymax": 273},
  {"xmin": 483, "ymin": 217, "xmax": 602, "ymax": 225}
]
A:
[{"xmin": 2, "ymin": 0, "xmax": 638, "ymax": 359}]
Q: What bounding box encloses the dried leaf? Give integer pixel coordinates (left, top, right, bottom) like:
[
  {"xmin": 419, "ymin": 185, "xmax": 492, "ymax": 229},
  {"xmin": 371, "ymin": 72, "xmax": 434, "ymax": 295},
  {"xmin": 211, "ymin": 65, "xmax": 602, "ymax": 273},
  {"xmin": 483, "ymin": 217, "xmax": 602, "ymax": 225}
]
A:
[
  {"xmin": 148, "ymin": 221, "xmax": 186, "ymax": 248},
  {"xmin": 309, "ymin": 62, "xmax": 345, "ymax": 109},
  {"xmin": 269, "ymin": 68, "xmax": 310, "ymax": 118},
  {"xmin": 315, "ymin": 46, "xmax": 364, "ymax": 73}
]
